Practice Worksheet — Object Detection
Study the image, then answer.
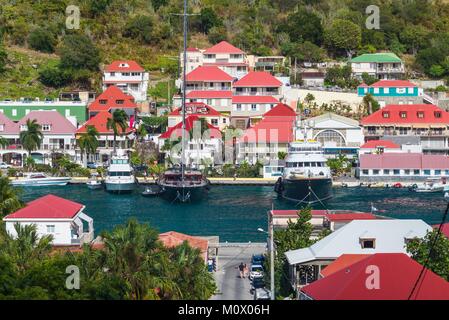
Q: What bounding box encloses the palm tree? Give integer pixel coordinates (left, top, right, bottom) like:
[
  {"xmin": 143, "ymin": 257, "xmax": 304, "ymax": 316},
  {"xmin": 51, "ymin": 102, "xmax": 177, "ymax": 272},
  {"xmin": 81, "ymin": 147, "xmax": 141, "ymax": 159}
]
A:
[
  {"xmin": 0, "ymin": 136, "xmax": 8, "ymax": 148},
  {"xmin": 19, "ymin": 119, "xmax": 43, "ymax": 167},
  {"xmin": 106, "ymin": 110, "xmax": 129, "ymax": 155},
  {"xmin": 77, "ymin": 125, "xmax": 99, "ymax": 167},
  {"xmin": 0, "ymin": 176, "xmax": 23, "ymax": 218}
]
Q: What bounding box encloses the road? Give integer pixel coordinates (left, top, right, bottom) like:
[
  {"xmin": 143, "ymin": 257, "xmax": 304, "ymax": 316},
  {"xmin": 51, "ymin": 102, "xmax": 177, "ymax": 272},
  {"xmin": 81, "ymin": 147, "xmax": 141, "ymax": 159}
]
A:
[{"xmin": 210, "ymin": 243, "xmax": 266, "ymax": 300}]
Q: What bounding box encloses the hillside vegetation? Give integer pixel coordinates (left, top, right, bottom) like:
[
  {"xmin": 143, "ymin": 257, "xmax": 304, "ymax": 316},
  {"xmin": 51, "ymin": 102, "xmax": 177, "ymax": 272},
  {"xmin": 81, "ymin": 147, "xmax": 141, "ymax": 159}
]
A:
[{"xmin": 0, "ymin": 0, "xmax": 449, "ymax": 99}]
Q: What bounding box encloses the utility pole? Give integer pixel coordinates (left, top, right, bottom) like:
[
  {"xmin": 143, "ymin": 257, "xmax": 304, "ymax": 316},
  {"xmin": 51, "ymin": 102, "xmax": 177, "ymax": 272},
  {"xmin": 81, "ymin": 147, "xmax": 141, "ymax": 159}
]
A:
[{"xmin": 269, "ymin": 209, "xmax": 275, "ymax": 300}]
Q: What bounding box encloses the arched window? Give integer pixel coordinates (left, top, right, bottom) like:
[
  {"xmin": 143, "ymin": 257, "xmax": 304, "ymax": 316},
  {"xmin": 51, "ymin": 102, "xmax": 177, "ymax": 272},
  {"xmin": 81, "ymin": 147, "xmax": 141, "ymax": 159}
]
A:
[{"xmin": 315, "ymin": 130, "xmax": 346, "ymax": 147}]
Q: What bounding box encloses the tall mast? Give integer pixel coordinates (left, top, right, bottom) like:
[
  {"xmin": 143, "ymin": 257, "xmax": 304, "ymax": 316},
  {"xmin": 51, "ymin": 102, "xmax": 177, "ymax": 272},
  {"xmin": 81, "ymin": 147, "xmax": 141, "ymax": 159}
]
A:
[{"xmin": 181, "ymin": 0, "xmax": 188, "ymax": 183}]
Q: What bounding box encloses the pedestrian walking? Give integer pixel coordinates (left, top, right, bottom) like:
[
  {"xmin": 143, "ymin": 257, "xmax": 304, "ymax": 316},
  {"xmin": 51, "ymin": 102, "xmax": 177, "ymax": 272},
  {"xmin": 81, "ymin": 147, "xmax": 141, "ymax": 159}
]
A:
[
  {"xmin": 243, "ymin": 264, "xmax": 248, "ymax": 278},
  {"xmin": 238, "ymin": 262, "xmax": 244, "ymax": 278}
]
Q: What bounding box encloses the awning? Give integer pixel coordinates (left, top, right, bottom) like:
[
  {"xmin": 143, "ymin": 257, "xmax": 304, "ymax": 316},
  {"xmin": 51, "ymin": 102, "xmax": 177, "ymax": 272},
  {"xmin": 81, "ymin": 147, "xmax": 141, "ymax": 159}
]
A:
[
  {"xmin": 430, "ymin": 124, "xmax": 447, "ymax": 128},
  {"xmin": 412, "ymin": 124, "xmax": 431, "ymax": 128}
]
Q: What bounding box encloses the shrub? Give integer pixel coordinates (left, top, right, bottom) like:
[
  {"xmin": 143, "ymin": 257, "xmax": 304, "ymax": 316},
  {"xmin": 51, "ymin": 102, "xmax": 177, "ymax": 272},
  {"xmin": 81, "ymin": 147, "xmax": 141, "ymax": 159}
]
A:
[
  {"xmin": 39, "ymin": 63, "xmax": 70, "ymax": 87},
  {"xmin": 28, "ymin": 28, "xmax": 56, "ymax": 53}
]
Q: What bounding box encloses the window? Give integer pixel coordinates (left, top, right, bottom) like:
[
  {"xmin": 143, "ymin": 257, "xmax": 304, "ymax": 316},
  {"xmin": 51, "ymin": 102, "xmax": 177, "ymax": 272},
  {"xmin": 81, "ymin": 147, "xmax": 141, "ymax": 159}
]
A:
[
  {"xmin": 383, "ymin": 88, "xmax": 390, "ymax": 94},
  {"xmin": 116, "ymin": 100, "xmax": 124, "ymax": 105},
  {"xmin": 110, "ymin": 72, "xmax": 115, "ymax": 76},
  {"xmin": 99, "ymin": 99, "xmax": 107, "ymax": 105},
  {"xmin": 362, "ymin": 169, "xmax": 369, "ymax": 175},
  {"xmin": 407, "ymin": 87, "xmax": 414, "ymax": 94},
  {"xmin": 223, "ymin": 118, "xmax": 227, "ymax": 124},
  {"xmin": 373, "ymin": 88, "xmax": 379, "ymax": 94},
  {"xmin": 397, "ymin": 88, "xmax": 406, "ymax": 94},
  {"xmin": 236, "ymin": 104, "xmax": 242, "ymax": 111},
  {"xmin": 211, "ymin": 119, "xmax": 218, "ymax": 126},
  {"xmin": 400, "ymin": 111, "xmax": 407, "ymax": 118},
  {"xmin": 435, "ymin": 111, "xmax": 442, "ymax": 118},
  {"xmin": 382, "ymin": 111, "xmax": 390, "ymax": 118},
  {"xmin": 122, "ymin": 72, "xmax": 130, "ymax": 76},
  {"xmin": 424, "ymin": 169, "xmax": 431, "ymax": 175},
  {"xmin": 393, "ymin": 169, "xmax": 400, "ymax": 175},
  {"xmin": 417, "ymin": 111, "xmax": 424, "ymax": 119},
  {"xmin": 315, "ymin": 130, "xmax": 345, "ymax": 147},
  {"xmin": 404, "ymin": 169, "xmax": 410, "ymax": 175},
  {"xmin": 251, "ymin": 104, "xmax": 257, "ymax": 111},
  {"xmin": 373, "ymin": 169, "xmax": 379, "ymax": 175},
  {"xmin": 383, "ymin": 169, "xmax": 390, "ymax": 175},
  {"xmin": 361, "ymin": 239, "xmax": 376, "ymax": 249},
  {"xmin": 46, "ymin": 225, "xmax": 55, "ymax": 233},
  {"xmin": 0, "ymin": 124, "xmax": 3, "ymax": 131},
  {"xmin": 65, "ymin": 109, "xmax": 70, "ymax": 117},
  {"xmin": 414, "ymin": 169, "xmax": 420, "ymax": 175},
  {"xmin": 42, "ymin": 124, "xmax": 51, "ymax": 131},
  {"xmin": 131, "ymin": 72, "xmax": 140, "ymax": 76},
  {"xmin": 20, "ymin": 125, "xmax": 27, "ymax": 131},
  {"xmin": 435, "ymin": 170, "xmax": 442, "ymax": 175},
  {"xmin": 12, "ymin": 109, "xmax": 17, "ymax": 116},
  {"xmin": 445, "ymin": 170, "xmax": 449, "ymax": 176}
]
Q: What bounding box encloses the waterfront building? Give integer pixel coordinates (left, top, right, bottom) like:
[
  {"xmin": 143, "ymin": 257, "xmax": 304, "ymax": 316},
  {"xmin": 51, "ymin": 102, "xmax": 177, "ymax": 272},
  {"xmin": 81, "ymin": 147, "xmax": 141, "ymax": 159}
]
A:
[
  {"xmin": 285, "ymin": 219, "xmax": 432, "ymax": 292},
  {"xmin": 184, "ymin": 66, "xmax": 234, "ymax": 94},
  {"xmin": 76, "ymin": 111, "xmax": 135, "ymax": 165},
  {"xmin": 298, "ymin": 112, "xmax": 364, "ymax": 158},
  {"xmin": 159, "ymin": 115, "xmax": 222, "ymax": 167},
  {"xmin": 159, "ymin": 231, "xmax": 209, "ymax": 263},
  {"xmin": 168, "ymin": 102, "xmax": 229, "ymax": 131},
  {"xmin": 350, "ymin": 52, "xmax": 405, "ymax": 80},
  {"xmin": 358, "ymin": 153, "xmax": 449, "ymax": 182},
  {"xmin": 357, "ymin": 80, "xmax": 424, "ymax": 107},
  {"xmin": 299, "ymin": 253, "xmax": 449, "ymax": 300},
  {"xmin": 233, "ymin": 71, "xmax": 283, "ymax": 100},
  {"xmin": 3, "ymin": 194, "xmax": 94, "ymax": 247},
  {"xmin": 231, "ymin": 96, "xmax": 280, "ymax": 129},
  {"xmin": 237, "ymin": 103, "xmax": 296, "ymax": 165},
  {"xmin": 0, "ymin": 111, "xmax": 77, "ymax": 166},
  {"xmin": 102, "ymin": 60, "xmax": 149, "ymax": 102},
  {"xmin": 0, "ymin": 97, "xmax": 87, "ymax": 125},
  {"xmin": 88, "ymin": 85, "xmax": 137, "ymax": 120},
  {"xmin": 360, "ymin": 104, "xmax": 449, "ymax": 155}
]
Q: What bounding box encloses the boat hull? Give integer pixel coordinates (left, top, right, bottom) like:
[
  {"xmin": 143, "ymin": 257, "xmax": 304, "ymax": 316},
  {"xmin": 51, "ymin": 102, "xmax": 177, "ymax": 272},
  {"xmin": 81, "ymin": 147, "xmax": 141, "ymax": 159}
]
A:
[
  {"xmin": 105, "ymin": 182, "xmax": 135, "ymax": 193},
  {"xmin": 275, "ymin": 177, "xmax": 333, "ymax": 204},
  {"xmin": 158, "ymin": 184, "xmax": 209, "ymax": 202},
  {"xmin": 11, "ymin": 178, "xmax": 71, "ymax": 187}
]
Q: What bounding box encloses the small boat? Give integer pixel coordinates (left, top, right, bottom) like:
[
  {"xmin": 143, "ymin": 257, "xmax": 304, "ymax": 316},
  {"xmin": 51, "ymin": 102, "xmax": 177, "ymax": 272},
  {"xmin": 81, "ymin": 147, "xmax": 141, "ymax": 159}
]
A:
[
  {"xmin": 414, "ymin": 178, "xmax": 446, "ymax": 193},
  {"xmin": 141, "ymin": 185, "xmax": 164, "ymax": 197},
  {"xmin": 86, "ymin": 173, "xmax": 102, "ymax": 190},
  {"xmin": 11, "ymin": 172, "xmax": 71, "ymax": 187}
]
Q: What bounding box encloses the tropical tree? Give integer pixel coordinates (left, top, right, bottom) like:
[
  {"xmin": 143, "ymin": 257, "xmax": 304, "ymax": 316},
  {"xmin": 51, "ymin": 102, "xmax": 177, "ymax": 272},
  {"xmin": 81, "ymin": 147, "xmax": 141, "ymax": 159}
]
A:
[
  {"xmin": 77, "ymin": 125, "xmax": 99, "ymax": 166},
  {"xmin": 0, "ymin": 136, "xmax": 8, "ymax": 148},
  {"xmin": 277, "ymin": 151, "xmax": 287, "ymax": 160},
  {"xmin": 0, "ymin": 176, "xmax": 23, "ymax": 218},
  {"xmin": 19, "ymin": 119, "xmax": 43, "ymax": 168},
  {"xmin": 324, "ymin": 19, "xmax": 361, "ymax": 58},
  {"xmin": 106, "ymin": 110, "xmax": 129, "ymax": 155}
]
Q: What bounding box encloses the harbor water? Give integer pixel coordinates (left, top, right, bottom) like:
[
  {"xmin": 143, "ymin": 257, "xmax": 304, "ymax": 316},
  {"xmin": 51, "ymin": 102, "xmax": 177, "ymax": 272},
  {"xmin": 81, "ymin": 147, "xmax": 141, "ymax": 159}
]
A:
[{"xmin": 20, "ymin": 185, "xmax": 447, "ymax": 242}]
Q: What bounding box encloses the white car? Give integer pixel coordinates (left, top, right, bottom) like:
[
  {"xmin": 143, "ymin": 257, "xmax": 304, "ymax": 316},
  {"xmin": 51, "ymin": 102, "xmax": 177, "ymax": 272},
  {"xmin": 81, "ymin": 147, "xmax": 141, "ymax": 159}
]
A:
[
  {"xmin": 249, "ymin": 264, "xmax": 264, "ymax": 280},
  {"xmin": 0, "ymin": 162, "xmax": 10, "ymax": 169},
  {"xmin": 254, "ymin": 288, "xmax": 271, "ymax": 300}
]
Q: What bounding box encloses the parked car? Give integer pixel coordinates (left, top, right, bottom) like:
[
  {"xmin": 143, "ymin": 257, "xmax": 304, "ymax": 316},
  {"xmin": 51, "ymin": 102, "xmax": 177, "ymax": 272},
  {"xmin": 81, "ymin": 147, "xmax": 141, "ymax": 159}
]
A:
[
  {"xmin": 250, "ymin": 277, "xmax": 265, "ymax": 294},
  {"xmin": 251, "ymin": 254, "xmax": 265, "ymax": 265},
  {"xmin": 249, "ymin": 264, "xmax": 264, "ymax": 280},
  {"xmin": 86, "ymin": 162, "xmax": 98, "ymax": 169},
  {"xmin": 254, "ymin": 288, "xmax": 271, "ymax": 300},
  {"xmin": 0, "ymin": 162, "xmax": 11, "ymax": 169}
]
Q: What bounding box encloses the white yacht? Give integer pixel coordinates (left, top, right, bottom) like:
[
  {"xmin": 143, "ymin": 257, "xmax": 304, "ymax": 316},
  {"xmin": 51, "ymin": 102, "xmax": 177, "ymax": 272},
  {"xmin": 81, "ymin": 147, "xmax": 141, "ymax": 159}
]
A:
[
  {"xmin": 105, "ymin": 153, "xmax": 136, "ymax": 193},
  {"xmin": 274, "ymin": 140, "xmax": 332, "ymax": 203},
  {"xmin": 11, "ymin": 173, "xmax": 71, "ymax": 187}
]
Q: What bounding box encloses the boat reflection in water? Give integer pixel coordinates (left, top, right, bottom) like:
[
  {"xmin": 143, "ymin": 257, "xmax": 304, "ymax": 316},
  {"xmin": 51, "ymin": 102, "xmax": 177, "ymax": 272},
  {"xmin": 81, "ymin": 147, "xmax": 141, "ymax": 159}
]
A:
[{"xmin": 157, "ymin": 168, "xmax": 210, "ymax": 203}]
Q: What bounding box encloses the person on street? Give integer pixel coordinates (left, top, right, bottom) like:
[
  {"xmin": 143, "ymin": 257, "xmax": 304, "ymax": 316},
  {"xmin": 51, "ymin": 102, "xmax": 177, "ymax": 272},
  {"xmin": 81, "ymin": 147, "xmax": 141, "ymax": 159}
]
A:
[
  {"xmin": 238, "ymin": 262, "xmax": 244, "ymax": 278},
  {"xmin": 243, "ymin": 264, "xmax": 248, "ymax": 278}
]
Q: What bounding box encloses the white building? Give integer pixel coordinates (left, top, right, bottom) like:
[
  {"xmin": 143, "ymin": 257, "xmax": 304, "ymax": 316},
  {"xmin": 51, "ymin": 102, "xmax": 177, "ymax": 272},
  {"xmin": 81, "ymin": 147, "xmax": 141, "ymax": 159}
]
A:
[
  {"xmin": 285, "ymin": 219, "xmax": 432, "ymax": 292},
  {"xmin": 3, "ymin": 194, "xmax": 94, "ymax": 246},
  {"xmin": 350, "ymin": 53, "xmax": 405, "ymax": 80},
  {"xmin": 102, "ymin": 60, "xmax": 149, "ymax": 102},
  {"xmin": 202, "ymin": 41, "xmax": 249, "ymax": 79}
]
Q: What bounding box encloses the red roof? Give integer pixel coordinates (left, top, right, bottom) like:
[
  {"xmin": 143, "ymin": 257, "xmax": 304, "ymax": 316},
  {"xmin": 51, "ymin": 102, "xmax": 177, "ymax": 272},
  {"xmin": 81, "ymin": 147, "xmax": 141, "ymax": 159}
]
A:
[
  {"xmin": 186, "ymin": 66, "xmax": 234, "ymax": 82},
  {"xmin": 233, "ymin": 71, "xmax": 283, "ymax": 87},
  {"xmin": 239, "ymin": 119, "xmax": 294, "ymax": 143},
  {"xmin": 271, "ymin": 210, "xmax": 329, "ymax": 218},
  {"xmin": 360, "ymin": 140, "xmax": 400, "ymax": 149},
  {"xmin": 186, "ymin": 47, "xmax": 200, "ymax": 52},
  {"xmin": 325, "ymin": 213, "xmax": 377, "ymax": 222},
  {"xmin": 76, "ymin": 111, "xmax": 132, "ymax": 134},
  {"xmin": 370, "ymin": 80, "xmax": 417, "ymax": 88},
  {"xmin": 320, "ymin": 254, "xmax": 371, "ymax": 277},
  {"xmin": 4, "ymin": 195, "xmax": 83, "ymax": 220},
  {"xmin": 159, "ymin": 231, "xmax": 208, "ymax": 252},
  {"xmin": 360, "ymin": 104, "xmax": 449, "ymax": 125},
  {"xmin": 203, "ymin": 41, "xmax": 244, "ymax": 54},
  {"xmin": 439, "ymin": 223, "xmax": 449, "ymax": 239},
  {"xmin": 169, "ymin": 103, "xmax": 221, "ymax": 117},
  {"xmin": 160, "ymin": 115, "xmax": 221, "ymax": 139},
  {"xmin": 232, "ymin": 96, "xmax": 279, "ymax": 104},
  {"xmin": 360, "ymin": 153, "xmax": 449, "ymax": 169},
  {"xmin": 263, "ymin": 103, "xmax": 296, "ymax": 118},
  {"xmin": 187, "ymin": 91, "xmax": 233, "ymax": 99},
  {"xmin": 301, "ymin": 253, "xmax": 449, "ymax": 300},
  {"xmin": 19, "ymin": 111, "xmax": 77, "ymax": 134},
  {"xmin": 89, "ymin": 86, "xmax": 136, "ymax": 112},
  {"xmin": 104, "ymin": 60, "xmax": 144, "ymax": 72}
]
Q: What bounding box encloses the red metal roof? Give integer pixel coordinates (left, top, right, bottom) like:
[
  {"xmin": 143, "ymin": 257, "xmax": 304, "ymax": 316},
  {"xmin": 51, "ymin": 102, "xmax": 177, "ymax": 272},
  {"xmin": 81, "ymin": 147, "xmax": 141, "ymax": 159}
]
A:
[
  {"xmin": 320, "ymin": 254, "xmax": 371, "ymax": 277},
  {"xmin": 104, "ymin": 60, "xmax": 145, "ymax": 72},
  {"xmin": 360, "ymin": 153, "xmax": 449, "ymax": 169},
  {"xmin": 169, "ymin": 103, "xmax": 222, "ymax": 117},
  {"xmin": 239, "ymin": 120, "xmax": 294, "ymax": 143},
  {"xmin": 159, "ymin": 231, "xmax": 208, "ymax": 252},
  {"xmin": 187, "ymin": 91, "xmax": 233, "ymax": 99},
  {"xmin": 360, "ymin": 104, "xmax": 449, "ymax": 125},
  {"xmin": 360, "ymin": 140, "xmax": 400, "ymax": 149},
  {"xmin": 232, "ymin": 96, "xmax": 279, "ymax": 104},
  {"xmin": 203, "ymin": 41, "xmax": 244, "ymax": 54},
  {"xmin": 271, "ymin": 210, "xmax": 329, "ymax": 218},
  {"xmin": 370, "ymin": 80, "xmax": 417, "ymax": 88},
  {"xmin": 160, "ymin": 115, "xmax": 221, "ymax": 139},
  {"xmin": 89, "ymin": 86, "xmax": 136, "ymax": 112},
  {"xmin": 76, "ymin": 111, "xmax": 133, "ymax": 134},
  {"xmin": 19, "ymin": 111, "xmax": 77, "ymax": 134},
  {"xmin": 4, "ymin": 195, "xmax": 83, "ymax": 220},
  {"xmin": 186, "ymin": 66, "xmax": 234, "ymax": 82},
  {"xmin": 325, "ymin": 213, "xmax": 377, "ymax": 221},
  {"xmin": 263, "ymin": 103, "xmax": 296, "ymax": 118},
  {"xmin": 439, "ymin": 223, "xmax": 449, "ymax": 239},
  {"xmin": 233, "ymin": 71, "xmax": 283, "ymax": 87},
  {"xmin": 301, "ymin": 253, "xmax": 449, "ymax": 300}
]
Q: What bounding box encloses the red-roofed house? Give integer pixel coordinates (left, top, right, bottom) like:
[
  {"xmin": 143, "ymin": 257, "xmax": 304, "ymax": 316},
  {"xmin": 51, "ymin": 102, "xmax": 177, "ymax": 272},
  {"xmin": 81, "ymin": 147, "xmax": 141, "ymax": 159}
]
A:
[
  {"xmin": 88, "ymin": 86, "xmax": 137, "ymax": 118},
  {"xmin": 180, "ymin": 90, "xmax": 233, "ymax": 113},
  {"xmin": 233, "ymin": 71, "xmax": 283, "ymax": 99},
  {"xmin": 168, "ymin": 102, "xmax": 229, "ymax": 130},
  {"xmin": 300, "ymin": 253, "xmax": 449, "ymax": 300},
  {"xmin": 357, "ymin": 80, "xmax": 424, "ymax": 107},
  {"xmin": 185, "ymin": 66, "xmax": 234, "ymax": 93},
  {"xmin": 202, "ymin": 41, "xmax": 248, "ymax": 79},
  {"xmin": 319, "ymin": 254, "xmax": 370, "ymax": 278},
  {"xmin": 359, "ymin": 139, "xmax": 401, "ymax": 155},
  {"xmin": 159, "ymin": 115, "xmax": 222, "ymax": 167},
  {"xmin": 159, "ymin": 231, "xmax": 209, "ymax": 263},
  {"xmin": 231, "ymin": 96, "xmax": 280, "ymax": 128},
  {"xmin": 237, "ymin": 104, "xmax": 296, "ymax": 164},
  {"xmin": 102, "ymin": 61, "xmax": 149, "ymax": 102},
  {"xmin": 360, "ymin": 104, "xmax": 449, "ymax": 155},
  {"xmin": 76, "ymin": 111, "xmax": 134, "ymax": 165},
  {"xmin": 3, "ymin": 195, "xmax": 94, "ymax": 246}
]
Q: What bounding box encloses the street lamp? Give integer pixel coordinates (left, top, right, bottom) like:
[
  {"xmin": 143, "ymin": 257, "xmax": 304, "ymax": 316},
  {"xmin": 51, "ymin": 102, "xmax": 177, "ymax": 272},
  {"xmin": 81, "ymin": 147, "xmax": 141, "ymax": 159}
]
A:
[{"xmin": 258, "ymin": 222, "xmax": 275, "ymax": 300}]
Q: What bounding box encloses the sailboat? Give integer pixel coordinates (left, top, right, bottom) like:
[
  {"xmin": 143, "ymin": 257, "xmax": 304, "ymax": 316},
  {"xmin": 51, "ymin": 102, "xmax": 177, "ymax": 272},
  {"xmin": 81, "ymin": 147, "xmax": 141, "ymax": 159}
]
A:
[{"xmin": 157, "ymin": 0, "xmax": 210, "ymax": 203}]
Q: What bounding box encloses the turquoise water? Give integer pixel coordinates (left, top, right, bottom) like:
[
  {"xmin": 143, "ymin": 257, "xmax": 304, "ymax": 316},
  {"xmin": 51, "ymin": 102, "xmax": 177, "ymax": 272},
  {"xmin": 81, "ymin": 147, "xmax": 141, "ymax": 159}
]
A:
[{"xmin": 20, "ymin": 185, "xmax": 447, "ymax": 242}]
